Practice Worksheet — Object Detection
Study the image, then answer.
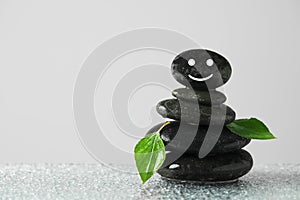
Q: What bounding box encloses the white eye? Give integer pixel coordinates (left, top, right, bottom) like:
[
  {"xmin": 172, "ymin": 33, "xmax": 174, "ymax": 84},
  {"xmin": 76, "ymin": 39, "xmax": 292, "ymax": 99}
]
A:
[
  {"xmin": 206, "ymin": 59, "xmax": 214, "ymax": 67},
  {"xmin": 169, "ymin": 164, "xmax": 180, "ymax": 169},
  {"xmin": 188, "ymin": 59, "xmax": 196, "ymax": 66}
]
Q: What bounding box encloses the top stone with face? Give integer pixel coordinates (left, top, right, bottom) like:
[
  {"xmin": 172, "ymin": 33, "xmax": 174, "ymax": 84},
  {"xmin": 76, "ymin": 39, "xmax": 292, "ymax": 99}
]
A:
[{"xmin": 171, "ymin": 49, "xmax": 232, "ymax": 90}]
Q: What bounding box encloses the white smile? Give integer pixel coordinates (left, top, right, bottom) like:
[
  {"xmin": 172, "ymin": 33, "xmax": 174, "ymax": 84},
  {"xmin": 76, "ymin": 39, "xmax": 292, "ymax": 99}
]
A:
[{"xmin": 188, "ymin": 74, "xmax": 213, "ymax": 82}]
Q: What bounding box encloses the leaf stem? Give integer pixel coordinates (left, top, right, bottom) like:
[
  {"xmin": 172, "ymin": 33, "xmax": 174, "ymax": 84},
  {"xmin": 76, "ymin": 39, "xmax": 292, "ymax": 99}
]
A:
[{"xmin": 157, "ymin": 121, "xmax": 170, "ymax": 133}]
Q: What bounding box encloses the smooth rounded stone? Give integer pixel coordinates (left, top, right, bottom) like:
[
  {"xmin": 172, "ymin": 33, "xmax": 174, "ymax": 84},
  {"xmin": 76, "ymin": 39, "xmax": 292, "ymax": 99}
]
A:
[
  {"xmin": 156, "ymin": 99, "xmax": 236, "ymax": 125},
  {"xmin": 172, "ymin": 88, "xmax": 226, "ymax": 105},
  {"xmin": 147, "ymin": 122, "xmax": 251, "ymax": 155},
  {"xmin": 158, "ymin": 150, "xmax": 253, "ymax": 182},
  {"xmin": 171, "ymin": 49, "xmax": 232, "ymax": 90}
]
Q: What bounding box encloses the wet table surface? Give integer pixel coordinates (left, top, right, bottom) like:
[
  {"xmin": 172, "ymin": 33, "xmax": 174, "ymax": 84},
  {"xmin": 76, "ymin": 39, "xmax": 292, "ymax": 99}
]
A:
[{"xmin": 0, "ymin": 164, "xmax": 299, "ymax": 199}]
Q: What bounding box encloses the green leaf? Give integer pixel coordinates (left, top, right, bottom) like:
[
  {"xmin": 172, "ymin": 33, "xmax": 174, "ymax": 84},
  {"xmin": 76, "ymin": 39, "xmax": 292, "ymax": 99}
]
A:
[
  {"xmin": 226, "ymin": 118, "xmax": 276, "ymax": 139},
  {"xmin": 134, "ymin": 122, "xmax": 169, "ymax": 184}
]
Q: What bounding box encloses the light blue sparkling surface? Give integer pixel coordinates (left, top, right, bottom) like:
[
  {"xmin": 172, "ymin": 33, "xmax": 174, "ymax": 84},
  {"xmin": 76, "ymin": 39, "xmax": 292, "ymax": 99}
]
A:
[{"xmin": 0, "ymin": 164, "xmax": 299, "ymax": 199}]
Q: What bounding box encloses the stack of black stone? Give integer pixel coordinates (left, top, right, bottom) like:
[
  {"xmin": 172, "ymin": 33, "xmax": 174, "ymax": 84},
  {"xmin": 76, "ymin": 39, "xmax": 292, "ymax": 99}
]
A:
[{"xmin": 147, "ymin": 49, "xmax": 253, "ymax": 183}]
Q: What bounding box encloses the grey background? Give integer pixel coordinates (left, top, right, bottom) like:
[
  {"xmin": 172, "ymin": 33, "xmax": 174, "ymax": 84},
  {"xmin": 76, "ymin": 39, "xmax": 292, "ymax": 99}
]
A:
[{"xmin": 0, "ymin": 0, "xmax": 299, "ymax": 164}]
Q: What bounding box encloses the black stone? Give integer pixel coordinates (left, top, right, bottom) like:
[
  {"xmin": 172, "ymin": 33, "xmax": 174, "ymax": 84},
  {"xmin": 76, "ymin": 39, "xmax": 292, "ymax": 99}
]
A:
[
  {"xmin": 156, "ymin": 99, "xmax": 236, "ymax": 125},
  {"xmin": 171, "ymin": 49, "xmax": 232, "ymax": 90},
  {"xmin": 172, "ymin": 88, "xmax": 226, "ymax": 105},
  {"xmin": 147, "ymin": 122, "xmax": 251, "ymax": 155},
  {"xmin": 158, "ymin": 150, "xmax": 253, "ymax": 182}
]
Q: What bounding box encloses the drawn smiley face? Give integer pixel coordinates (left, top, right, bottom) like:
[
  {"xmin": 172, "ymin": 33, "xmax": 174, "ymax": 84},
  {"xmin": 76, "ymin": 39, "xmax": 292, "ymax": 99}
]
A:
[{"xmin": 171, "ymin": 49, "xmax": 232, "ymax": 90}]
